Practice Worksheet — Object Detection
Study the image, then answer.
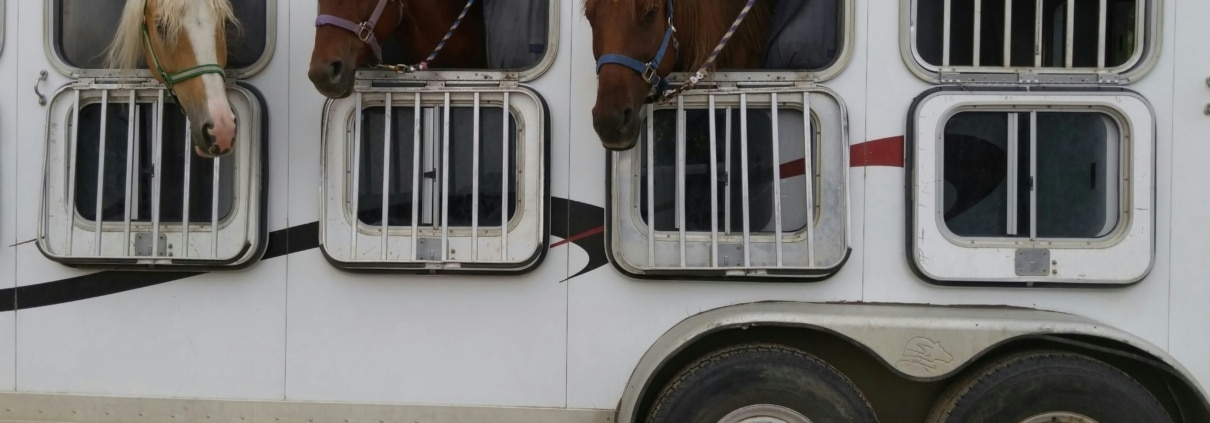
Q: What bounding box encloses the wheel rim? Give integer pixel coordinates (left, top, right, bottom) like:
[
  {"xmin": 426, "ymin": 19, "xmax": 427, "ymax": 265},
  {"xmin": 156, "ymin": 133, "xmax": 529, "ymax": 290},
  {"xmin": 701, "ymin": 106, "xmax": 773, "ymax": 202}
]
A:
[
  {"xmin": 1018, "ymin": 411, "xmax": 1100, "ymax": 423},
  {"xmin": 718, "ymin": 404, "xmax": 814, "ymax": 423}
]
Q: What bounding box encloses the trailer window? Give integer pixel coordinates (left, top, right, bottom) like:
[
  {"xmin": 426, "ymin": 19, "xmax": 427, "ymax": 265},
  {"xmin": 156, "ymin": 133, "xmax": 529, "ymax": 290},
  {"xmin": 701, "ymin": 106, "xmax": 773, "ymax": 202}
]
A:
[
  {"xmin": 320, "ymin": 90, "xmax": 548, "ymax": 273},
  {"xmin": 37, "ymin": 88, "xmax": 268, "ymax": 269},
  {"xmin": 905, "ymin": 0, "xmax": 1157, "ymax": 81},
  {"xmin": 51, "ymin": 0, "xmax": 272, "ymax": 73},
  {"xmin": 608, "ymin": 90, "xmax": 848, "ymax": 279},
  {"xmin": 908, "ymin": 90, "xmax": 1155, "ymax": 286},
  {"xmin": 942, "ymin": 111, "xmax": 1120, "ymax": 240}
]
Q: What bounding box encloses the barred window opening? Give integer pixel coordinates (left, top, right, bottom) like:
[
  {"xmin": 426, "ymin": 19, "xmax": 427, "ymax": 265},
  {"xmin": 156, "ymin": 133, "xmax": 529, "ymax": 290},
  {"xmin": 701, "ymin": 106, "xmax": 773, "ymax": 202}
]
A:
[{"xmin": 73, "ymin": 102, "xmax": 235, "ymax": 224}]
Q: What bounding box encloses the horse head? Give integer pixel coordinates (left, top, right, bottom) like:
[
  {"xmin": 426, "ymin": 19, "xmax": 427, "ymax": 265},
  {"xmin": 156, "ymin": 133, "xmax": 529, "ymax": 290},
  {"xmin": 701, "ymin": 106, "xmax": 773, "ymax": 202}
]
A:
[
  {"xmin": 584, "ymin": 0, "xmax": 680, "ymax": 151},
  {"xmin": 105, "ymin": 0, "xmax": 241, "ymax": 158}
]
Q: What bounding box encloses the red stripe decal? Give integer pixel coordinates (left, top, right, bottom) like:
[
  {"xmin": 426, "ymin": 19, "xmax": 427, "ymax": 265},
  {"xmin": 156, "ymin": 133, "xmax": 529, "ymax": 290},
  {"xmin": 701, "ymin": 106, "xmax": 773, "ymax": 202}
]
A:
[
  {"xmin": 778, "ymin": 135, "xmax": 906, "ymax": 179},
  {"xmin": 551, "ymin": 226, "xmax": 605, "ymax": 248},
  {"xmin": 851, "ymin": 136, "xmax": 905, "ymax": 168}
]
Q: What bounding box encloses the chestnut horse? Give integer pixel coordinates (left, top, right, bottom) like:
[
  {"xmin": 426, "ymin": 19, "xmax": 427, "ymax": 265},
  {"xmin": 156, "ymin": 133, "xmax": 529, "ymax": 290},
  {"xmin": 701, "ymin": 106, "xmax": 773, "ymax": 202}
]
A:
[
  {"xmin": 104, "ymin": 0, "xmax": 241, "ymax": 158},
  {"xmin": 309, "ymin": 0, "xmax": 488, "ymax": 99},
  {"xmin": 585, "ymin": 0, "xmax": 772, "ymax": 151}
]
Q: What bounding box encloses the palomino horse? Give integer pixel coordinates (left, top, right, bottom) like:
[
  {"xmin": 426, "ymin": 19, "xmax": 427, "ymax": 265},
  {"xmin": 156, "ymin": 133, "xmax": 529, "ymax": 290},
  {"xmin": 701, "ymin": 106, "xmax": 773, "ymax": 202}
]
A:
[
  {"xmin": 309, "ymin": 0, "xmax": 488, "ymax": 99},
  {"xmin": 585, "ymin": 0, "xmax": 772, "ymax": 150},
  {"xmin": 103, "ymin": 0, "xmax": 241, "ymax": 158}
]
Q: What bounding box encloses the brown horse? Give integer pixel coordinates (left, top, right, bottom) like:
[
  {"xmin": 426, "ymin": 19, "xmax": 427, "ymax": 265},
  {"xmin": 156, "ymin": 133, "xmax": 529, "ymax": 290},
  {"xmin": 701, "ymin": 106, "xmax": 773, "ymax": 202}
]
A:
[
  {"xmin": 585, "ymin": 0, "xmax": 772, "ymax": 151},
  {"xmin": 104, "ymin": 0, "xmax": 241, "ymax": 158},
  {"xmin": 309, "ymin": 0, "xmax": 488, "ymax": 99}
]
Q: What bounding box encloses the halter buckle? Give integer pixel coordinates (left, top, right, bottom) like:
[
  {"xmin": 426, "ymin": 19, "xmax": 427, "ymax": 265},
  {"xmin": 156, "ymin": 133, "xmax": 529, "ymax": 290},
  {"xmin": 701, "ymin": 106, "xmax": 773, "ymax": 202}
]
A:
[
  {"xmin": 358, "ymin": 22, "xmax": 375, "ymax": 42},
  {"xmin": 642, "ymin": 64, "xmax": 658, "ymax": 84}
]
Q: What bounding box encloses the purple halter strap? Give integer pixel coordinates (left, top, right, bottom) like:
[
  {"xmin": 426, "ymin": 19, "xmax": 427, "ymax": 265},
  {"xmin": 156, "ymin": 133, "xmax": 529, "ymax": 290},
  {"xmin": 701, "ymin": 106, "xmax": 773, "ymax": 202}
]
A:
[{"xmin": 315, "ymin": 0, "xmax": 398, "ymax": 62}]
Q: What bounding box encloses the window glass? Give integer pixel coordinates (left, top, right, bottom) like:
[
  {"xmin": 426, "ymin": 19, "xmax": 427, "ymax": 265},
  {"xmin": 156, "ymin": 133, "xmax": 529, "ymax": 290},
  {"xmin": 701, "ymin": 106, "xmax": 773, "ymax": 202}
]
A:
[
  {"xmin": 55, "ymin": 0, "xmax": 267, "ymax": 69},
  {"xmin": 914, "ymin": 0, "xmax": 1139, "ymax": 68},
  {"xmin": 942, "ymin": 111, "xmax": 1119, "ymax": 239},
  {"xmin": 353, "ymin": 106, "xmax": 518, "ymax": 227},
  {"xmin": 72, "ymin": 102, "xmax": 235, "ymax": 223}
]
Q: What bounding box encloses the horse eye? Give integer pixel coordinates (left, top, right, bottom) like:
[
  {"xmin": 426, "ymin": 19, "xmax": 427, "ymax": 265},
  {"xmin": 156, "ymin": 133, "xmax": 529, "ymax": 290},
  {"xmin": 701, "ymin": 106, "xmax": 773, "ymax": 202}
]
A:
[
  {"xmin": 155, "ymin": 21, "xmax": 169, "ymax": 37},
  {"xmin": 641, "ymin": 8, "xmax": 658, "ymax": 23}
]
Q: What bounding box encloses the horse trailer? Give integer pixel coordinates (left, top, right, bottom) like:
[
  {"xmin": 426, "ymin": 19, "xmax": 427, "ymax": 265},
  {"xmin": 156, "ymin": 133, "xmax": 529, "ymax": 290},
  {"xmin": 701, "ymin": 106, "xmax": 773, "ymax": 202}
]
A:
[{"xmin": 1, "ymin": 0, "xmax": 1209, "ymax": 421}]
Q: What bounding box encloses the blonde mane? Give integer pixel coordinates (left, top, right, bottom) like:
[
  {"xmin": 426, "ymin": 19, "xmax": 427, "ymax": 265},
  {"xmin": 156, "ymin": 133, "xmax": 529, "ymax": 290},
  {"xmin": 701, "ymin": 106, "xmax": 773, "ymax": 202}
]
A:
[{"xmin": 103, "ymin": 0, "xmax": 240, "ymax": 70}]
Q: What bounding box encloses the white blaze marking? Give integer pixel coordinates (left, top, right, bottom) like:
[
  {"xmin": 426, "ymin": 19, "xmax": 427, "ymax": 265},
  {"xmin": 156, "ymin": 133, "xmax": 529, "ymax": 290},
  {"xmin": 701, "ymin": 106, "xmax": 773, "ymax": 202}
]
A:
[{"xmin": 182, "ymin": 2, "xmax": 236, "ymax": 151}]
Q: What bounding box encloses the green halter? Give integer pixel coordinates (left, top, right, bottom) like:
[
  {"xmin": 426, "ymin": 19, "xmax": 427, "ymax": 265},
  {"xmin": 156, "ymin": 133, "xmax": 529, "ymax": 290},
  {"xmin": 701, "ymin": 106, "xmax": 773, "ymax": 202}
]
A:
[{"xmin": 140, "ymin": 1, "xmax": 227, "ymax": 102}]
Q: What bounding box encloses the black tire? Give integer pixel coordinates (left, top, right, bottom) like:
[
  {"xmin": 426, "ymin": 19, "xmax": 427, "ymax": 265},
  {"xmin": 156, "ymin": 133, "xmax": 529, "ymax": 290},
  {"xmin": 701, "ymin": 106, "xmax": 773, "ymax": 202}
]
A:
[
  {"xmin": 927, "ymin": 350, "xmax": 1172, "ymax": 423},
  {"xmin": 646, "ymin": 343, "xmax": 878, "ymax": 423}
]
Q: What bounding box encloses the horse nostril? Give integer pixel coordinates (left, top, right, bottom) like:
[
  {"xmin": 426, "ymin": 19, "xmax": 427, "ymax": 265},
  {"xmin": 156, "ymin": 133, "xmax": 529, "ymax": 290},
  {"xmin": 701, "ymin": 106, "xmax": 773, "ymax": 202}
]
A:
[
  {"xmin": 329, "ymin": 60, "xmax": 344, "ymax": 82},
  {"xmin": 620, "ymin": 106, "xmax": 634, "ymax": 127}
]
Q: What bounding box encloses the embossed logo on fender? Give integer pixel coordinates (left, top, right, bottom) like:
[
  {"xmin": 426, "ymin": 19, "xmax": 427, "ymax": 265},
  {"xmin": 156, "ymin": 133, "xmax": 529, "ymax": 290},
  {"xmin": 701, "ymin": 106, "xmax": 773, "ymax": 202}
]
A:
[{"xmin": 895, "ymin": 336, "xmax": 954, "ymax": 374}]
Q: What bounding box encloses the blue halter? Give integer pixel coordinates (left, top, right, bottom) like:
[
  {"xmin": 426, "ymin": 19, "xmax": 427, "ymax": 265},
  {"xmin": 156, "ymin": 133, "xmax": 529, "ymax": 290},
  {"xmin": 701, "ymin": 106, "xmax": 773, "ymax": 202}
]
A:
[{"xmin": 594, "ymin": 0, "xmax": 679, "ymax": 103}]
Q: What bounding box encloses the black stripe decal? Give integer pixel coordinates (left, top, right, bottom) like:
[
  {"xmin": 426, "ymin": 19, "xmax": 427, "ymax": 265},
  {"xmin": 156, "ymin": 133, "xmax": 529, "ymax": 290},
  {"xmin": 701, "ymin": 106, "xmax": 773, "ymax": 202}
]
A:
[{"xmin": 0, "ymin": 199, "xmax": 608, "ymax": 312}]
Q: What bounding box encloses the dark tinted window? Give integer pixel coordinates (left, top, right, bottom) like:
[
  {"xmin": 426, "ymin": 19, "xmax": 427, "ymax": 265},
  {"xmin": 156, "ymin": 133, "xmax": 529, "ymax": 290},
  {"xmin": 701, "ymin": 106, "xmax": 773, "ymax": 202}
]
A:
[
  {"xmin": 915, "ymin": 0, "xmax": 1138, "ymax": 68},
  {"xmin": 74, "ymin": 101, "xmax": 235, "ymax": 223},
  {"xmin": 355, "ymin": 106, "xmax": 518, "ymax": 227},
  {"xmin": 943, "ymin": 111, "xmax": 1118, "ymax": 238}
]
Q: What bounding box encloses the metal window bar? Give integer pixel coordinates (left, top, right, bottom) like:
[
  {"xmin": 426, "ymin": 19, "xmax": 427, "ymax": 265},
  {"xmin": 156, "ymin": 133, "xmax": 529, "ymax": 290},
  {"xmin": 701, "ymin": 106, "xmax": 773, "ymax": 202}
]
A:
[
  {"xmin": 410, "ymin": 93, "xmax": 421, "ymax": 261},
  {"xmin": 1034, "ymin": 0, "xmax": 1044, "ymax": 67},
  {"xmin": 739, "ymin": 93, "xmax": 752, "ymax": 267},
  {"xmin": 182, "ymin": 116, "xmax": 191, "ymax": 257},
  {"xmin": 1097, "ymin": 0, "xmax": 1107, "ymax": 68},
  {"xmin": 93, "ymin": 90, "xmax": 109, "ymax": 255},
  {"xmin": 802, "ymin": 92, "xmax": 815, "ymax": 266},
  {"xmin": 350, "ymin": 93, "xmax": 363, "ymax": 258},
  {"xmin": 770, "ymin": 93, "xmax": 784, "ymax": 267},
  {"xmin": 500, "ymin": 92, "xmax": 510, "ymax": 262},
  {"xmin": 381, "ymin": 93, "xmax": 393, "ymax": 260},
  {"xmin": 676, "ymin": 96, "xmax": 687, "ymax": 267},
  {"xmin": 1029, "ymin": 111, "xmax": 1038, "ymax": 240},
  {"xmin": 1007, "ymin": 112, "xmax": 1019, "ymax": 235},
  {"xmin": 973, "ymin": 0, "xmax": 982, "ymax": 67},
  {"xmin": 1004, "ymin": 0, "xmax": 1013, "ymax": 67},
  {"xmin": 472, "ymin": 93, "xmax": 481, "ymax": 261},
  {"xmin": 708, "ymin": 95, "xmax": 719, "ymax": 266},
  {"xmin": 151, "ymin": 90, "xmax": 165, "ymax": 258},
  {"xmin": 647, "ymin": 105, "xmax": 656, "ymax": 267},
  {"xmin": 211, "ymin": 157, "xmax": 220, "ymax": 259},
  {"xmin": 441, "ymin": 93, "xmax": 451, "ymax": 261},
  {"xmin": 724, "ymin": 107, "xmax": 732, "ymax": 236},
  {"xmin": 1065, "ymin": 0, "xmax": 1075, "ymax": 68},
  {"xmin": 123, "ymin": 92, "xmax": 137, "ymax": 256},
  {"xmin": 942, "ymin": 0, "xmax": 951, "ymax": 67}
]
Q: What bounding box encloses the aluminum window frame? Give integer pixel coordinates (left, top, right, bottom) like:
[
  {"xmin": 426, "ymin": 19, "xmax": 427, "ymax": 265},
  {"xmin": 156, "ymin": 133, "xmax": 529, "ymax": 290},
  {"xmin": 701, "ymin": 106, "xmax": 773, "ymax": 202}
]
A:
[
  {"xmin": 907, "ymin": 87, "xmax": 1155, "ymax": 286},
  {"xmin": 607, "ymin": 86, "xmax": 850, "ymax": 280},
  {"xmin": 319, "ymin": 85, "xmax": 550, "ymax": 273},
  {"xmin": 43, "ymin": 0, "xmax": 277, "ymax": 79},
  {"xmin": 898, "ymin": 0, "xmax": 1162, "ymax": 84},
  {"xmin": 36, "ymin": 82, "xmax": 268, "ymax": 269}
]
